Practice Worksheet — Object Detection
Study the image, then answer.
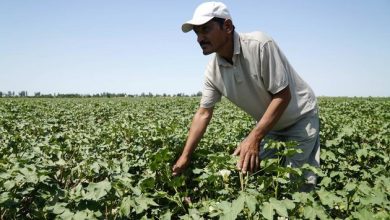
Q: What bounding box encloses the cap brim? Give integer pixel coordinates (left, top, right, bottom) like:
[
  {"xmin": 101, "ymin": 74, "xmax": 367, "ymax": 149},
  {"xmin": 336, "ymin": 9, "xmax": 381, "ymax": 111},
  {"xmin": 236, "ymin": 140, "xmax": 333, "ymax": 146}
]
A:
[{"xmin": 181, "ymin": 16, "xmax": 214, "ymax": 33}]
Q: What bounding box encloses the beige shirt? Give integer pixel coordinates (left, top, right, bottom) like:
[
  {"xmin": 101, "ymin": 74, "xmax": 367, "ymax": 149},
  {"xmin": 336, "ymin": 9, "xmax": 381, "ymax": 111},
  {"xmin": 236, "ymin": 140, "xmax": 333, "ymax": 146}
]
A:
[{"xmin": 200, "ymin": 31, "xmax": 317, "ymax": 131}]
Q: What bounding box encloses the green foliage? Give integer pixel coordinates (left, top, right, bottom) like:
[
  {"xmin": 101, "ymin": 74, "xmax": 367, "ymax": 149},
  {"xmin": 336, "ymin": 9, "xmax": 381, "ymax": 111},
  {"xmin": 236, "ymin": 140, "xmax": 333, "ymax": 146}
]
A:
[{"xmin": 0, "ymin": 97, "xmax": 389, "ymax": 219}]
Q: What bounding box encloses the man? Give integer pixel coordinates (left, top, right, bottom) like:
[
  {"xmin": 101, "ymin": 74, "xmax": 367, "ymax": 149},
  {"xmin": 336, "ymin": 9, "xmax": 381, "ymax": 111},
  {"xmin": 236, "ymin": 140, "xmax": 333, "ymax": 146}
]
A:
[{"xmin": 172, "ymin": 2, "xmax": 320, "ymax": 189}]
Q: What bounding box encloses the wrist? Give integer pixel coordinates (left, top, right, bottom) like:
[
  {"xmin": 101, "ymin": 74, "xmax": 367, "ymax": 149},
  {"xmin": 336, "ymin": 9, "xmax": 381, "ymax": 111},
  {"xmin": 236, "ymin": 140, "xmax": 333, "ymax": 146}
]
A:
[
  {"xmin": 250, "ymin": 123, "xmax": 267, "ymax": 141},
  {"xmin": 180, "ymin": 151, "xmax": 192, "ymax": 159},
  {"xmin": 248, "ymin": 130, "xmax": 264, "ymax": 143}
]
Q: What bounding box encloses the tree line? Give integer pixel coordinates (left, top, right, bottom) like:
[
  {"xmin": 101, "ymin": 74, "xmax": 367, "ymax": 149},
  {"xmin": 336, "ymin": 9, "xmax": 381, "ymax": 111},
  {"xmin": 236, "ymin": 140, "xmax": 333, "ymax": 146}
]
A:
[{"xmin": 0, "ymin": 91, "xmax": 202, "ymax": 98}]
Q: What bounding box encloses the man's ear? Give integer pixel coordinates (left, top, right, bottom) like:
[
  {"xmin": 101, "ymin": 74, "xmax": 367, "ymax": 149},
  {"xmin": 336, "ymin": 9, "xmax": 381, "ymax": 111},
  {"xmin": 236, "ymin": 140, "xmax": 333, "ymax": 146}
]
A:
[{"xmin": 224, "ymin": 19, "xmax": 234, "ymax": 34}]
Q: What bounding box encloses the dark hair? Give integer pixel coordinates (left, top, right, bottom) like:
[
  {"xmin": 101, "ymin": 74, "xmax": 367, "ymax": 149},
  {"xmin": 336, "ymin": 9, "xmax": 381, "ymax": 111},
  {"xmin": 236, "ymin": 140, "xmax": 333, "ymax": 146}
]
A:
[
  {"xmin": 211, "ymin": 17, "xmax": 226, "ymax": 27},
  {"xmin": 211, "ymin": 17, "xmax": 235, "ymax": 32}
]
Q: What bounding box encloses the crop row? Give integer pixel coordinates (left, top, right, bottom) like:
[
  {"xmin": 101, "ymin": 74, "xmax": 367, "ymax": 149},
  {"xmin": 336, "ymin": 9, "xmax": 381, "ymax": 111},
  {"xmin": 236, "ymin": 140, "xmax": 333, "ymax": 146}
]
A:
[{"xmin": 0, "ymin": 97, "xmax": 389, "ymax": 219}]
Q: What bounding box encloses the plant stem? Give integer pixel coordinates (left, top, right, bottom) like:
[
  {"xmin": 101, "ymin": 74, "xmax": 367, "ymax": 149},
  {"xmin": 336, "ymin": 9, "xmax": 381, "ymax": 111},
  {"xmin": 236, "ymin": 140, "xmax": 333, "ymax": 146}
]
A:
[
  {"xmin": 275, "ymin": 156, "xmax": 281, "ymax": 198},
  {"xmin": 239, "ymin": 171, "xmax": 244, "ymax": 191},
  {"xmin": 245, "ymin": 172, "xmax": 249, "ymax": 189},
  {"xmin": 166, "ymin": 166, "xmax": 186, "ymax": 212}
]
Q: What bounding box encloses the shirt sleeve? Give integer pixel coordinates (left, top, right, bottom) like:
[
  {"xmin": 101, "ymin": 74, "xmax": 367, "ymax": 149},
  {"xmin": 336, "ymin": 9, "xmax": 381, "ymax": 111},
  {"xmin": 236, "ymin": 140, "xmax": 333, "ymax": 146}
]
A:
[
  {"xmin": 260, "ymin": 40, "xmax": 289, "ymax": 94},
  {"xmin": 200, "ymin": 76, "xmax": 221, "ymax": 108}
]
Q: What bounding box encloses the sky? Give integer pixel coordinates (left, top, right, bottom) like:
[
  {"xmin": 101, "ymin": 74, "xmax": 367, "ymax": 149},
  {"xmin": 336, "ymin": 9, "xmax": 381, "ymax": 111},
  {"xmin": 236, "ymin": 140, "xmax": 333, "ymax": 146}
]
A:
[{"xmin": 0, "ymin": 0, "xmax": 389, "ymax": 97}]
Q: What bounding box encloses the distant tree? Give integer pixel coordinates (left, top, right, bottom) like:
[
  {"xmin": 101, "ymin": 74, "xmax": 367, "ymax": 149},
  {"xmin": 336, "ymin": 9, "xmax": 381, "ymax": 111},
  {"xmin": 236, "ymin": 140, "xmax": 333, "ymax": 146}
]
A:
[
  {"xmin": 41, "ymin": 93, "xmax": 54, "ymax": 98},
  {"xmin": 18, "ymin": 91, "xmax": 26, "ymax": 97},
  {"xmin": 101, "ymin": 92, "xmax": 111, "ymax": 98},
  {"xmin": 34, "ymin": 92, "xmax": 41, "ymax": 97},
  {"xmin": 0, "ymin": 91, "xmax": 2, "ymax": 97},
  {"xmin": 57, "ymin": 93, "xmax": 81, "ymax": 98}
]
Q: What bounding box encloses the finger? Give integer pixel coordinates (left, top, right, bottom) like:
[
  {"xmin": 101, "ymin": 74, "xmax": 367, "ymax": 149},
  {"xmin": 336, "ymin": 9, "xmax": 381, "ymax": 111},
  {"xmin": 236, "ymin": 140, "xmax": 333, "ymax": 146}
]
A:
[
  {"xmin": 250, "ymin": 154, "xmax": 256, "ymax": 173},
  {"xmin": 256, "ymin": 155, "xmax": 260, "ymax": 171},
  {"xmin": 172, "ymin": 164, "xmax": 181, "ymax": 175},
  {"xmin": 237, "ymin": 149, "xmax": 246, "ymax": 170},
  {"xmin": 173, "ymin": 168, "xmax": 181, "ymax": 176},
  {"xmin": 233, "ymin": 146, "xmax": 241, "ymax": 156},
  {"xmin": 172, "ymin": 165, "xmax": 178, "ymax": 176},
  {"xmin": 242, "ymin": 153, "xmax": 251, "ymax": 174},
  {"xmin": 236, "ymin": 157, "xmax": 242, "ymax": 170}
]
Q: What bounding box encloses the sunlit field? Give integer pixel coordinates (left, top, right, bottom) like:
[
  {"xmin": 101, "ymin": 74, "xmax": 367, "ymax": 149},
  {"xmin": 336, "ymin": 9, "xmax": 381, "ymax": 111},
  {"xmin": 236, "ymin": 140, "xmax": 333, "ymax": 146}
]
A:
[{"xmin": 0, "ymin": 97, "xmax": 389, "ymax": 219}]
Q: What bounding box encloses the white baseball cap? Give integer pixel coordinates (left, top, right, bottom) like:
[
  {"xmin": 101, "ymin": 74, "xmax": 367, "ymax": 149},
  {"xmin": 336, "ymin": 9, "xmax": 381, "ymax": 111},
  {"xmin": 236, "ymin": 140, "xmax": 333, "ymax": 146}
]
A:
[{"xmin": 181, "ymin": 2, "xmax": 232, "ymax": 33}]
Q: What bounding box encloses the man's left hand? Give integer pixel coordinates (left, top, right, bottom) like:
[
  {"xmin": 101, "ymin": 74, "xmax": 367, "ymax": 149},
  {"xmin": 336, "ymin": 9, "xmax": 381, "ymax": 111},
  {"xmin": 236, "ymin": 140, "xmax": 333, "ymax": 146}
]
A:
[{"xmin": 233, "ymin": 136, "xmax": 260, "ymax": 173}]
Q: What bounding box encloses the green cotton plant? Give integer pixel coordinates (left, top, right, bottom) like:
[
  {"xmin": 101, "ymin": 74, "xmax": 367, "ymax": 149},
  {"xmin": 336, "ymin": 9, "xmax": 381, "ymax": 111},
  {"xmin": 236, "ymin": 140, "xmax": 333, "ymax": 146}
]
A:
[
  {"xmin": 0, "ymin": 97, "xmax": 389, "ymax": 219},
  {"xmin": 174, "ymin": 139, "xmax": 315, "ymax": 219},
  {"xmin": 250, "ymin": 139, "xmax": 306, "ymax": 195}
]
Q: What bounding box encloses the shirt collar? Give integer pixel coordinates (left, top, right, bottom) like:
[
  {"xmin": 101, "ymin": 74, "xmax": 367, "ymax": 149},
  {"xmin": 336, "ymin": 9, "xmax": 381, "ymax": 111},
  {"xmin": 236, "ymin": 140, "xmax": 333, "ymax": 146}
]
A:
[
  {"xmin": 233, "ymin": 31, "xmax": 241, "ymax": 55},
  {"xmin": 217, "ymin": 31, "xmax": 240, "ymax": 67}
]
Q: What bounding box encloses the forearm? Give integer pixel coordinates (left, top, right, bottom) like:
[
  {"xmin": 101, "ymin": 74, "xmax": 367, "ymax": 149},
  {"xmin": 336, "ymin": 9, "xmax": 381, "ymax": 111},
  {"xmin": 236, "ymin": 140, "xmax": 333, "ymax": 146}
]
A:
[
  {"xmin": 181, "ymin": 108, "xmax": 213, "ymax": 157},
  {"xmin": 248, "ymin": 86, "xmax": 291, "ymax": 141},
  {"xmin": 234, "ymin": 86, "xmax": 291, "ymax": 173}
]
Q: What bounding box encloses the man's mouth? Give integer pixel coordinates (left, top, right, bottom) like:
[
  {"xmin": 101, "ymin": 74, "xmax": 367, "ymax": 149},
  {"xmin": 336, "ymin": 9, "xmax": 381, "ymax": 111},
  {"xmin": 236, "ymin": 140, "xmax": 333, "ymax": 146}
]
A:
[{"xmin": 200, "ymin": 41, "xmax": 211, "ymax": 48}]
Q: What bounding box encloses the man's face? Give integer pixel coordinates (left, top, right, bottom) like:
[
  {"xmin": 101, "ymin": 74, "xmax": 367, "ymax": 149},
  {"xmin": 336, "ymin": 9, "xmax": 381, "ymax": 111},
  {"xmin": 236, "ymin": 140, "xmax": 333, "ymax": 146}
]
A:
[{"xmin": 193, "ymin": 20, "xmax": 229, "ymax": 55}]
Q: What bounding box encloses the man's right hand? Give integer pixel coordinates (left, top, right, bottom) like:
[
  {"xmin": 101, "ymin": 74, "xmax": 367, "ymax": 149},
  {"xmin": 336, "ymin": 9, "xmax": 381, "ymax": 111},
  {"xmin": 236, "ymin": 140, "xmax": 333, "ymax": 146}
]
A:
[{"xmin": 172, "ymin": 155, "xmax": 190, "ymax": 176}]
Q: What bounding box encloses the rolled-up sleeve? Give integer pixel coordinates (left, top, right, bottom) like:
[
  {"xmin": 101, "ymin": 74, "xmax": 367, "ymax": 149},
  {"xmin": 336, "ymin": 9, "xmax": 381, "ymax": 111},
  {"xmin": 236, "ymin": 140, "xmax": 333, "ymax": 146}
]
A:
[{"xmin": 200, "ymin": 76, "xmax": 221, "ymax": 108}]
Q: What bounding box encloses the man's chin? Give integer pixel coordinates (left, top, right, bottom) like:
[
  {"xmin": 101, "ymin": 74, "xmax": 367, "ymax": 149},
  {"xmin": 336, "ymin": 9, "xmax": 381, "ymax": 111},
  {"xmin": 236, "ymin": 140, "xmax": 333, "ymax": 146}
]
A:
[{"xmin": 202, "ymin": 50, "xmax": 214, "ymax": 55}]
